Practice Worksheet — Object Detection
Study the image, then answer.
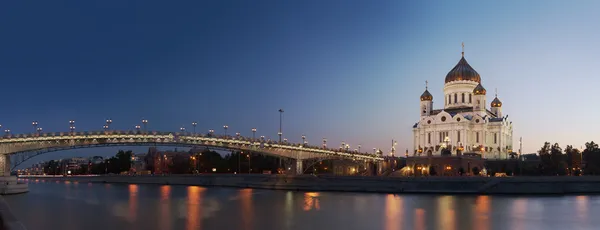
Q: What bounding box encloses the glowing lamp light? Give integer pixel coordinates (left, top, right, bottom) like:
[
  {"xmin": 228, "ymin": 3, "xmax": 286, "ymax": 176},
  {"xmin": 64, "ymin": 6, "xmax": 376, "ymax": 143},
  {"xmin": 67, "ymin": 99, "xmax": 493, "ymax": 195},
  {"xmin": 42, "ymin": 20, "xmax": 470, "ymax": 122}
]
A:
[{"xmin": 212, "ymin": 168, "xmax": 216, "ymax": 172}]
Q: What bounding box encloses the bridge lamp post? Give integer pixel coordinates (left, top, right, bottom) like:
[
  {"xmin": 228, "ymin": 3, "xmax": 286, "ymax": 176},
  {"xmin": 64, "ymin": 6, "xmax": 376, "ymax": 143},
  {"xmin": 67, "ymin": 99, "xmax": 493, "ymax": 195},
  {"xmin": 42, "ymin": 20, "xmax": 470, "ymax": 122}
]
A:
[
  {"xmin": 323, "ymin": 138, "xmax": 327, "ymax": 148},
  {"xmin": 260, "ymin": 136, "xmax": 265, "ymax": 142},
  {"xmin": 36, "ymin": 127, "xmax": 42, "ymax": 135},
  {"xmin": 251, "ymin": 128, "xmax": 256, "ymax": 140},
  {"xmin": 278, "ymin": 109, "xmax": 284, "ymax": 143},
  {"xmin": 70, "ymin": 126, "xmax": 76, "ymax": 134},
  {"xmin": 192, "ymin": 122, "xmax": 197, "ymax": 134},
  {"xmin": 32, "ymin": 121, "xmax": 38, "ymax": 133},
  {"xmin": 142, "ymin": 119, "xmax": 148, "ymax": 132},
  {"xmin": 358, "ymin": 144, "xmax": 361, "ymax": 153},
  {"xmin": 302, "ymin": 135, "xmax": 306, "ymax": 145},
  {"xmin": 208, "ymin": 129, "xmax": 214, "ymax": 137},
  {"xmin": 236, "ymin": 132, "xmax": 240, "ymax": 139},
  {"xmin": 4, "ymin": 129, "xmax": 10, "ymax": 136},
  {"xmin": 223, "ymin": 125, "xmax": 228, "ymax": 136},
  {"xmin": 373, "ymin": 148, "xmax": 377, "ymax": 154},
  {"xmin": 103, "ymin": 125, "xmax": 109, "ymax": 131},
  {"xmin": 106, "ymin": 119, "xmax": 112, "ymax": 130},
  {"xmin": 69, "ymin": 120, "xmax": 75, "ymax": 134},
  {"xmin": 180, "ymin": 127, "xmax": 186, "ymax": 134},
  {"xmin": 135, "ymin": 125, "xmax": 141, "ymax": 132},
  {"xmin": 283, "ymin": 138, "xmax": 288, "ymax": 143}
]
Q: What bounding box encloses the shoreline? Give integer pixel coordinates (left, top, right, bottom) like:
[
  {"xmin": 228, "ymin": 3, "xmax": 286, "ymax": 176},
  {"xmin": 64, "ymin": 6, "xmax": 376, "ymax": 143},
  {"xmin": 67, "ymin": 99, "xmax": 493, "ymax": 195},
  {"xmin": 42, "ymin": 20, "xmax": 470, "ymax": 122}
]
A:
[{"xmin": 20, "ymin": 174, "xmax": 600, "ymax": 195}]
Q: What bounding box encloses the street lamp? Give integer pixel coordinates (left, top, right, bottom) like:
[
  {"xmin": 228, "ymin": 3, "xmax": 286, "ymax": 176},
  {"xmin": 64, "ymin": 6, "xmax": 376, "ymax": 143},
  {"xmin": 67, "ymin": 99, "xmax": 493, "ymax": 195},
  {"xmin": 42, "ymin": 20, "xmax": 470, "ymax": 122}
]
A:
[
  {"xmin": 260, "ymin": 136, "xmax": 265, "ymax": 141},
  {"xmin": 323, "ymin": 138, "xmax": 327, "ymax": 148},
  {"xmin": 180, "ymin": 127, "xmax": 186, "ymax": 133},
  {"xmin": 103, "ymin": 125, "xmax": 109, "ymax": 131},
  {"xmin": 283, "ymin": 138, "xmax": 288, "ymax": 143},
  {"xmin": 209, "ymin": 129, "xmax": 214, "ymax": 137},
  {"xmin": 358, "ymin": 144, "xmax": 361, "ymax": 153},
  {"xmin": 135, "ymin": 125, "xmax": 141, "ymax": 132},
  {"xmin": 192, "ymin": 122, "xmax": 197, "ymax": 134},
  {"xmin": 32, "ymin": 121, "xmax": 38, "ymax": 133},
  {"xmin": 302, "ymin": 135, "xmax": 306, "ymax": 145},
  {"xmin": 373, "ymin": 148, "xmax": 377, "ymax": 154},
  {"xmin": 223, "ymin": 125, "xmax": 228, "ymax": 136},
  {"xmin": 142, "ymin": 119, "xmax": 148, "ymax": 131},
  {"xmin": 36, "ymin": 127, "xmax": 42, "ymax": 134},
  {"xmin": 251, "ymin": 128, "xmax": 256, "ymax": 139},
  {"xmin": 236, "ymin": 132, "xmax": 241, "ymax": 139}
]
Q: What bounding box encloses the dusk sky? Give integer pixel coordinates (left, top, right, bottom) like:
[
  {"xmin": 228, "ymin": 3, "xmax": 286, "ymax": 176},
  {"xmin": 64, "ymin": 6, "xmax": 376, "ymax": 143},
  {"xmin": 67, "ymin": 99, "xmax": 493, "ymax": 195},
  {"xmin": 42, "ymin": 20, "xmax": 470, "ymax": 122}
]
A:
[{"xmin": 2, "ymin": 1, "xmax": 600, "ymax": 166}]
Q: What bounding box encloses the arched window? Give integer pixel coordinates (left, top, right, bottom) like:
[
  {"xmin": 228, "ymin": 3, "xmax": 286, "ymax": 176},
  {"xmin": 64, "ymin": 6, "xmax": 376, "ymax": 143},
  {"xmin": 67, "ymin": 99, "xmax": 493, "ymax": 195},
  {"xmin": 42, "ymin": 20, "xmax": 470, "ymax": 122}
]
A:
[
  {"xmin": 448, "ymin": 95, "xmax": 452, "ymax": 104},
  {"xmin": 469, "ymin": 94, "xmax": 472, "ymax": 103},
  {"xmin": 462, "ymin": 93, "xmax": 465, "ymax": 103},
  {"xmin": 454, "ymin": 94, "xmax": 457, "ymax": 103}
]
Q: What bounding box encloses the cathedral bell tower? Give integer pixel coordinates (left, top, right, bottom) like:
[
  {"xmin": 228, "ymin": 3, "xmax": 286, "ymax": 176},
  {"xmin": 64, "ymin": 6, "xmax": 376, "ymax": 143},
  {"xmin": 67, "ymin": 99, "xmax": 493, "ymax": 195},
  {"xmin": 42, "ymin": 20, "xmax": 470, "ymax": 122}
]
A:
[
  {"xmin": 473, "ymin": 83, "xmax": 487, "ymax": 115},
  {"xmin": 420, "ymin": 81, "xmax": 433, "ymax": 117},
  {"xmin": 491, "ymin": 89, "xmax": 503, "ymax": 117}
]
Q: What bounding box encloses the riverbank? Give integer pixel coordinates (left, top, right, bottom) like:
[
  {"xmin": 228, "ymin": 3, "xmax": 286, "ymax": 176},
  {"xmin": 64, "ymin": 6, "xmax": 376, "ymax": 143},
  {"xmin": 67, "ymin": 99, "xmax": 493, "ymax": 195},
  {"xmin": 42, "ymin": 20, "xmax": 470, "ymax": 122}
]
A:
[{"xmin": 21, "ymin": 174, "xmax": 600, "ymax": 195}]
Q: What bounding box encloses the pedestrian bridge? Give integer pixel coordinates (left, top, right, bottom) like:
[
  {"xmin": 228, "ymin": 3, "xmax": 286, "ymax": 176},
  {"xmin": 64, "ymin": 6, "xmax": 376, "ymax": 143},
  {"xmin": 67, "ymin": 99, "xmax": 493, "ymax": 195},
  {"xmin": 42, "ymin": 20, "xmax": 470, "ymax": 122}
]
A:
[{"xmin": 0, "ymin": 131, "xmax": 384, "ymax": 176}]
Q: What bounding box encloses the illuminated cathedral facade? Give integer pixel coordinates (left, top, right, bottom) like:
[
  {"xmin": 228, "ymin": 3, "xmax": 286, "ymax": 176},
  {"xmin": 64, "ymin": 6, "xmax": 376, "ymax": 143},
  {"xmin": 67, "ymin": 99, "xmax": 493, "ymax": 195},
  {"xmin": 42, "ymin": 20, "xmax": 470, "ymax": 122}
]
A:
[{"xmin": 412, "ymin": 51, "xmax": 513, "ymax": 159}]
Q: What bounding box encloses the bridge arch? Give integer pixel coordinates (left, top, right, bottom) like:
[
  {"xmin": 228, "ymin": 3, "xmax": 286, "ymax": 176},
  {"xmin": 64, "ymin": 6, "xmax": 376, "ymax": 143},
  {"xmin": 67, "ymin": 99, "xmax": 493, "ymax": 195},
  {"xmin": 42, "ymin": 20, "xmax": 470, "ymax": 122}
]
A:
[{"xmin": 1, "ymin": 132, "xmax": 384, "ymax": 175}]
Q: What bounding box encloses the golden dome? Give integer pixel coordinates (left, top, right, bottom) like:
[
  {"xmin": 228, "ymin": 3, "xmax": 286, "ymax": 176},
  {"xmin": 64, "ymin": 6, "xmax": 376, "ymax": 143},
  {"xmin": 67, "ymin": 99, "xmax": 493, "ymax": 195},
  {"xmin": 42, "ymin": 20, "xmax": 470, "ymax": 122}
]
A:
[
  {"xmin": 445, "ymin": 56, "xmax": 481, "ymax": 84},
  {"xmin": 491, "ymin": 97, "xmax": 502, "ymax": 107},
  {"xmin": 473, "ymin": 83, "xmax": 486, "ymax": 95},
  {"xmin": 420, "ymin": 89, "xmax": 433, "ymax": 101}
]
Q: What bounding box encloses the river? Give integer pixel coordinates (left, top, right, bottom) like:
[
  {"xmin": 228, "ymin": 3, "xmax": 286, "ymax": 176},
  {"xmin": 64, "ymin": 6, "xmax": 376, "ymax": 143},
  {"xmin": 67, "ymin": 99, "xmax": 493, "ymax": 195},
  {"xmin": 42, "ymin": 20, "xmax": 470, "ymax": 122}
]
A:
[{"xmin": 2, "ymin": 179, "xmax": 599, "ymax": 230}]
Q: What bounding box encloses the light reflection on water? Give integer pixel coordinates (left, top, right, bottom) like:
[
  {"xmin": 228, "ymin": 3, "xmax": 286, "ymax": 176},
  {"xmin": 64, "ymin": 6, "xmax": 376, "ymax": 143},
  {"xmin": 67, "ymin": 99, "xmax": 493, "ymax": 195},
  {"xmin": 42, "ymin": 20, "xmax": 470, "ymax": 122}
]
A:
[
  {"xmin": 5, "ymin": 180, "xmax": 600, "ymax": 230},
  {"xmin": 303, "ymin": 192, "xmax": 320, "ymax": 211}
]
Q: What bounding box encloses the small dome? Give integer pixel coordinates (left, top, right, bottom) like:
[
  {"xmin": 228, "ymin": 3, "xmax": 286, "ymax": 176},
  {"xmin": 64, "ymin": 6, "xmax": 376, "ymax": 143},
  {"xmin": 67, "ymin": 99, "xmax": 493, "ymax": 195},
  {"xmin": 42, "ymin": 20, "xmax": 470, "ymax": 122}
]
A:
[
  {"xmin": 491, "ymin": 97, "xmax": 502, "ymax": 107},
  {"xmin": 420, "ymin": 89, "xmax": 433, "ymax": 101},
  {"xmin": 445, "ymin": 56, "xmax": 481, "ymax": 84},
  {"xmin": 473, "ymin": 83, "xmax": 486, "ymax": 95}
]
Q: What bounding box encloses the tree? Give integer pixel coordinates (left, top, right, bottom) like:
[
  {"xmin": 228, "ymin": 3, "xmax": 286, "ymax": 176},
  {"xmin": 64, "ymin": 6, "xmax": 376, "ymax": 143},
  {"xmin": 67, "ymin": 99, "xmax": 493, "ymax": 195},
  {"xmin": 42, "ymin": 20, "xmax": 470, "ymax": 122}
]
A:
[
  {"xmin": 550, "ymin": 143, "xmax": 566, "ymax": 175},
  {"xmin": 429, "ymin": 166, "xmax": 437, "ymax": 176},
  {"xmin": 539, "ymin": 142, "xmax": 553, "ymax": 175},
  {"xmin": 584, "ymin": 141, "xmax": 600, "ymax": 175},
  {"xmin": 472, "ymin": 167, "xmax": 480, "ymax": 176},
  {"xmin": 441, "ymin": 148, "xmax": 452, "ymax": 156},
  {"xmin": 169, "ymin": 154, "xmax": 192, "ymax": 174}
]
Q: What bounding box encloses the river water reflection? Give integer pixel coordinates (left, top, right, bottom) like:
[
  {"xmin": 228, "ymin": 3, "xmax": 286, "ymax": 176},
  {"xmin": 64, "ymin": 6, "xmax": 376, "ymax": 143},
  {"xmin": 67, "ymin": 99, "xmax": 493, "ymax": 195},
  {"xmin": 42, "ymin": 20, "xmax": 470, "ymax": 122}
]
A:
[{"xmin": 4, "ymin": 179, "xmax": 600, "ymax": 230}]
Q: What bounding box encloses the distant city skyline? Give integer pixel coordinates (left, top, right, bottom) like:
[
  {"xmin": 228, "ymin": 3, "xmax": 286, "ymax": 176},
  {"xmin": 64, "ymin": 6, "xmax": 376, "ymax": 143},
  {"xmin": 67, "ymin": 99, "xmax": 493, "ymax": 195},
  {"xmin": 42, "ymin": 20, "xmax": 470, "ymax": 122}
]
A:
[{"xmin": 3, "ymin": 0, "xmax": 600, "ymax": 166}]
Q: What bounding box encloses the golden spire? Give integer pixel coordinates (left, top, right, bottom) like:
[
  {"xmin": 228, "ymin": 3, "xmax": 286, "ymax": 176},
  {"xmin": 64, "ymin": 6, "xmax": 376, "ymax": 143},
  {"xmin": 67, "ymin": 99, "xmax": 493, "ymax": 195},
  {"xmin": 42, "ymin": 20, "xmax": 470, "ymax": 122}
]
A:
[
  {"xmin": 495, "ymin": 88, "xmax": 498, "ymax": 97},
  {"xmin": 425, "ymin": 80, "xmax": 428, "ymax": 90},
  {"xmin": 462, "ymin": 42, "xmax": 464, "ymax": 57}
]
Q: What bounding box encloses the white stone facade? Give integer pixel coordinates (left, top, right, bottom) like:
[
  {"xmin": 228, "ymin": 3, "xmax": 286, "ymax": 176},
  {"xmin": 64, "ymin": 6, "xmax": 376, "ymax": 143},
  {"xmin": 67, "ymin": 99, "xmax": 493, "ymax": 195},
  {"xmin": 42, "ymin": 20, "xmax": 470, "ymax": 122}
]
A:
[{"xmin": 412, "ymin": 54, "xmax": 513, "ymax": 159}]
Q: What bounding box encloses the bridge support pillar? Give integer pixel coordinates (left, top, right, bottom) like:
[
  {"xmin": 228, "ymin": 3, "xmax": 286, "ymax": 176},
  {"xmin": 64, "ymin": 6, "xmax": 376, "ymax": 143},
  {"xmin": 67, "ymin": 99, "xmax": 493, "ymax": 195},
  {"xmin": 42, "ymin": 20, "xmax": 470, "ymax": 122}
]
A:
[
  {"xmin": 0, "ymin": 154, "xmax": 9, "ymax": 177},
  {"xmin": 376, "ymin": 161, "xmax": 383, "ymax": 176},
  {"xmin": 295, "ymin": 160, "xmax": 303, "ymax": 175}
]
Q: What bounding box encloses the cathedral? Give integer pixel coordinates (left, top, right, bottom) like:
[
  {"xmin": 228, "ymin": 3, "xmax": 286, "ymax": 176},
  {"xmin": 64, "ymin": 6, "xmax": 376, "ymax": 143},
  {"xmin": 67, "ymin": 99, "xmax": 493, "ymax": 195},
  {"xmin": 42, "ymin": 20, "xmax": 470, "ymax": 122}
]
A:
[{"xmin": 412, "ymin": 50, "xmax": 513, "ymax": 159}]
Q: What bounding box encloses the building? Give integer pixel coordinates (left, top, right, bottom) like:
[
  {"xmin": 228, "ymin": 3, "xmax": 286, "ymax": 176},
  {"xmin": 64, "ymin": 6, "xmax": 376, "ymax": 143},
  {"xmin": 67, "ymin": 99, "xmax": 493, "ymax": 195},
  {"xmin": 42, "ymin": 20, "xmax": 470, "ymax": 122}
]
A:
[{"xmin": 413, "ymin": 49, "xmax": 513, "ymax": 159}]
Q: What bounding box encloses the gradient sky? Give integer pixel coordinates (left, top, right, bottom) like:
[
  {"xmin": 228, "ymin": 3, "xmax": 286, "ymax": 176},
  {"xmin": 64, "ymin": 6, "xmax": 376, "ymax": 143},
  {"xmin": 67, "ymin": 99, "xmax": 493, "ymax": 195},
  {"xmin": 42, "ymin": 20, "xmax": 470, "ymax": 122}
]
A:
[{"xmin": 2, "ymin": 1, "xmax": 600, "ymax": 166}]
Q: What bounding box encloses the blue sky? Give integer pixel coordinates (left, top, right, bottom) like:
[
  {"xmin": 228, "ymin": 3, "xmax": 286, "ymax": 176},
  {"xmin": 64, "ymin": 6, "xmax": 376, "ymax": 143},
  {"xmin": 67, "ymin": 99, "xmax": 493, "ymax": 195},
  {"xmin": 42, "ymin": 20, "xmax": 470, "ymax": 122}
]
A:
[{"xmin": 2, "ymin": 1, "xmax": 600, "ymax": 166}]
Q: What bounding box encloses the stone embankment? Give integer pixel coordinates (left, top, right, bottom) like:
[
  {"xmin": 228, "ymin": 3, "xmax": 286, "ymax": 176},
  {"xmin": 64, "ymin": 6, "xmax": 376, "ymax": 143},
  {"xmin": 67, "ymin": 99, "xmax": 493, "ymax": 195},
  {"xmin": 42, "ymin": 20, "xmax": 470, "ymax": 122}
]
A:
[{"xmin": 26, "ymin": 174, "xmax": 600, "ymax": 195}]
